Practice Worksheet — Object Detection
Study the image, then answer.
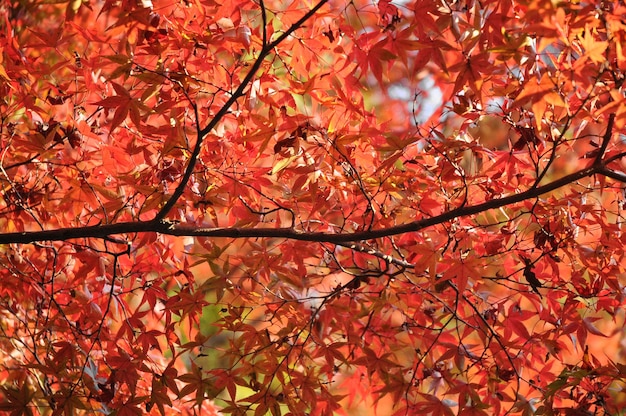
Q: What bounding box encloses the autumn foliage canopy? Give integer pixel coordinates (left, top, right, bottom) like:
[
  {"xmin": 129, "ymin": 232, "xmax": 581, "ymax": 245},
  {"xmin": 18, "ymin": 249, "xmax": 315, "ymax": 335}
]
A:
[{"xmin": 2, "ymin": 0, "xmax": 626, "ymax": 414}]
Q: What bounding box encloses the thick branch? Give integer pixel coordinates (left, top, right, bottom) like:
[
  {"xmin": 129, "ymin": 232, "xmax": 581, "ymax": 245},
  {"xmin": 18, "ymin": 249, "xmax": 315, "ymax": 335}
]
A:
[
  {"xmin": 597, "ymin": 166, "xmax": 626, "ymax": 183},
  {"xmin": 0, "ymin": 163, "xmax": 612, "ymax": 245},
  {"xmin": 0, "ymin": 221, "xmax": 156, "ymax": 245}
]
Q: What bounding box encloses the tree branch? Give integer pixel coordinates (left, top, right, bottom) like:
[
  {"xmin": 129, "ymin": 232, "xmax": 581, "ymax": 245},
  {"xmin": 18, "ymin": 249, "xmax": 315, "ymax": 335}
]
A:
[
  {"xmin": 0, "ymin": 162, "xmax": 612, "ymax": 245},
  {"xmin": 593, "ymin": 112, "xmax": 615, "ymax": 166},
  {"xmin": 597, "ymin": 166, "xmax": 626, "ymax": 183}
]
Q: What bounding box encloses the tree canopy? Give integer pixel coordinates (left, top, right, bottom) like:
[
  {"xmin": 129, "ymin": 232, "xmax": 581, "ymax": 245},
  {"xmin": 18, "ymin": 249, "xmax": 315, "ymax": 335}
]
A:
[{"xmin": 1, "ymin": 0, "xmax": 626, "ymax": 414}]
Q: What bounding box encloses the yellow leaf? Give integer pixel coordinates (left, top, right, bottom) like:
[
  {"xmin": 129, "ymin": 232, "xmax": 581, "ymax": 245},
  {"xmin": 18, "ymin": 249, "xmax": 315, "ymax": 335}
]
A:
[
  {"xmin": 576, "ymin": 25, "xmax": 608, "ymax": 66},
  {"xmin": 271, "ymin": 155, "xmax": 297, "ymax": 175}
]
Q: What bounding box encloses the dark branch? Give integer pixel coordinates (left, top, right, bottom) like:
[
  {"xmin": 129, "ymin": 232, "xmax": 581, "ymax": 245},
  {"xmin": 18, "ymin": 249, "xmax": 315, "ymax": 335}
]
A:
[
  {"xmin": 593, "ymin": 112, "xmax": 615, "ymax": 166},
  {"xmin": 597, "ymin": 167, "xmax": 626, "ymax": 183},
  {"xmin": 0, "ymin": 162, "xmax": 614, "ymax": 246}
]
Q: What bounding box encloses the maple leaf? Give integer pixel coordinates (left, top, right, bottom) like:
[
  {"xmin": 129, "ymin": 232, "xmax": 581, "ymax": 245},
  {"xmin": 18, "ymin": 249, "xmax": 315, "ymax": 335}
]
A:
[{"xmin": 577, "ymin": 25, "xmax": 609, "ymax": 66}]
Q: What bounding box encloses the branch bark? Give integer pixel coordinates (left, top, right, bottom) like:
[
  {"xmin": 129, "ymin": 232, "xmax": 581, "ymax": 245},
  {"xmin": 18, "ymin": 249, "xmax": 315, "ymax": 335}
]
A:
[{"xmin": 1, "ymin": 160, "xmax": 622, "ymax": 246}]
